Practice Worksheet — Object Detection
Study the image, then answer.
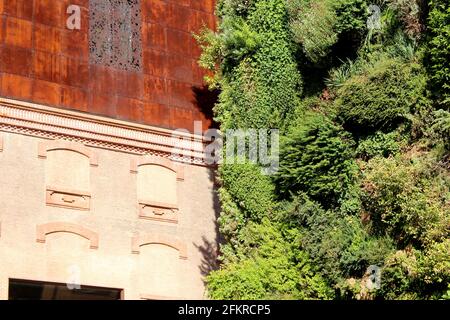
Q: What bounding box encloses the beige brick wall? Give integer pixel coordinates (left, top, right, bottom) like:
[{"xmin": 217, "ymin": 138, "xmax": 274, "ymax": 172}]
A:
[{"xmin": 0, "ymin": 132, "xmax": 219, "ymax": 300}]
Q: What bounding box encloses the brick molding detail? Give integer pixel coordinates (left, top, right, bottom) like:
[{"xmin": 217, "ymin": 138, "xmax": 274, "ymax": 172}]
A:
[
  {"xmin": 131, "ymin": 234, "xmax": 187, "ymax": 259},
  {"xmin": 38, "ymin": 140, "xmax": 99, "ymax": 167},
  {"xmin": 130, "ymin": 156, "xmax": 185, "ymax": 181},
  {"xmin": 0, "ymin": 97, "xmax": 207, "ymax": 166},
  {"xmin": 46, "ymin": 186, "xmax": 91, "ymax": 211},
  {"xmin": 138, "ymin": 200, "xmax": 179, "ymax": 224},
  {"xmin": 36, "ymin": 222, "xmax": 99, "ymax": 249}
]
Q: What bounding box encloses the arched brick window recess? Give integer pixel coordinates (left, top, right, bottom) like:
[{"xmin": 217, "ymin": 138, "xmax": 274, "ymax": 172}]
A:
[
  {"xmin": 131, "ymin": 234, "xmax": 187, "ymax": 260},
  {"xmin": 38, "ymin": 140, "xmax": 97, "ymax": 210},
  {"xmin": 131, "ymin": 156, "xmax": 184, "ymax": 223},
  {"xmin": 38, "ymin": 140, "xmax": 98, "ymax": 167},
  {"xmin": 130, "ymin": 156, "xmax": 184, "ymax": 181},
  {"xmin": 36, "ymin": 222, "xmax": 99, "ymax": 249}
]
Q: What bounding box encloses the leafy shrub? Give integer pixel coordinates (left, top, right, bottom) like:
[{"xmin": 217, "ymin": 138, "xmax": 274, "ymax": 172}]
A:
[
  {"xmin": 219, "ymin": 161, "xmax": 275, "ymax": 223},
  {"xmin": 361, "ymin": 154, "xmax": 450, "ymax": 248},
  {"xmin": 207, "ymin": 219, "xmax": 334, "ymax": 299},
  {"xmin": 217, "ymin": 0, "xmax": 256, "ymax": 17},
  {"xmin": 379, "ymin": 240, "xmax": 450, "ymax": 299},
  {"xmin": 196, "ymin": 17, "xmax": 262, "ymax": 76},
  {"xmin": 378, "ymin": 249, "xmax": 420, "ymax": 299},
  {"xmin": 426, "ymin": 0, "xmax": 450, "ymax": 105},
  {"xmin": 288, "ymin": 0, "xmax": 338, "ymax": 63},
  {"xmin": 287, "ymin": 0, "xmax": 368, "ymax": 63},
  {"xmin": 281, "ymin": 193, "xmax": 393, "ymax": 291},
  {"xmin": 333, "ymin": 0, "xmax": 369, "ymax": 34},
  {"xmin": 431, "ymin": 109, "xmax": 450, "ymax": 151},
  {"xmin": 275, "ymin": 112, "xmax": 357, "ymax": 207},
  {"xmin": 356, "ymin": 131, "xmax": 401, "ymax": 160},
  {"xmin": 387, "ymin": 0, "xmax": 425, "ymax": 39},
  {"xmin": 335, "ymin": 58, "xmax": 428, "ymax": 132},
  {"xmin": 417, "ymin": 239, "xmax": 450, "ymax": 289}
]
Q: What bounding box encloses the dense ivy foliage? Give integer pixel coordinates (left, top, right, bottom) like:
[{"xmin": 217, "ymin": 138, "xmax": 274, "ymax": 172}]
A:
[
  {"xmin": 197, "ymin": 0, "xmax": 449, "ymax": 300},
  {"xmin": 207, "ymin": 219, "xmax": 334, "ymax": 299},
  {"xmin": 217, "ymin": 162, "xmax": 275, "ymax": 244},
  {"xmin": 198, "ymin": 0, "xmax": 302, "ymax": 130},
  {"xmin": 426, "ymin": 0, "xmax": 450, "ymax": 105}
]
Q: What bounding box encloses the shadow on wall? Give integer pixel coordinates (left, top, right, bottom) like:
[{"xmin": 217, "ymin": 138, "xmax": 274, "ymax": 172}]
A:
[
  {"xmin": 192, "ymin": 86, "xmax": 220, "ymax": 129},
  {"xmin": 191, "ymin": 85, "xmax": 222, "ymax": 289},
  {"xmin": 194, "ymin": 167, "xmax": 223, "ymax": 287}
]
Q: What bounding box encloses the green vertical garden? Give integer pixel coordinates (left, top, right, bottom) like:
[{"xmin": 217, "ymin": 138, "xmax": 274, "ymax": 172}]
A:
[{"xmin": 197, "ymin": 0, "xmax": 449, "ymax": 299}]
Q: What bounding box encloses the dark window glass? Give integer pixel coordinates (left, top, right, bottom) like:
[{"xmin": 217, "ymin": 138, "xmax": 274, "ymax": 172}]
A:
[{"xmin": 8, "ymin": 279, "xmax": 122, "ymax": 300}]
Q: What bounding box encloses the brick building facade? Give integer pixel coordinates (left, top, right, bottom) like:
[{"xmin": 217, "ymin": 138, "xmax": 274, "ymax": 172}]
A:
[{"xmin": 0, "ymin": 0, "xmax": 219, "ymax": 300}]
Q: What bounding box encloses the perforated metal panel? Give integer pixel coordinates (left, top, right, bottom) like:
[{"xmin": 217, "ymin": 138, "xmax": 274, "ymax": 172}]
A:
[{"xmin": 89, "ymin": 0, "xmax": 142, "ymax": 71}]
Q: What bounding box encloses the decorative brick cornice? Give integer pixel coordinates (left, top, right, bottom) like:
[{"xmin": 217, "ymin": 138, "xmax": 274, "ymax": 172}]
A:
[
  {"xmin": 0, "ymin": 98, "xmax": 208, "ymax": 166},
  {"xmin": 130, "ymin": 155, "xmax": 185, "ymax": 181},
  {"xmin": 36, "ymin": 222, "xmax": 99, "ymax": 249},
  {"xmin": 131, "ymin": 234, "xmax": 187, "ymax": 259}
]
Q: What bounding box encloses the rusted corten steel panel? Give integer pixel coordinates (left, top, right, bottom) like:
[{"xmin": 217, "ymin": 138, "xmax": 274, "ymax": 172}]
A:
[{"xmin": 0, "ymin": 0, "xmax": 217, "ymax": 132}]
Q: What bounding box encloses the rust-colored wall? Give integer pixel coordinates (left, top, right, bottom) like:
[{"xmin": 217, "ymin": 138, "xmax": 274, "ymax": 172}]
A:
[{"xmin": 0, "ymin": 0, "xmax": 216, "ymax": 132}]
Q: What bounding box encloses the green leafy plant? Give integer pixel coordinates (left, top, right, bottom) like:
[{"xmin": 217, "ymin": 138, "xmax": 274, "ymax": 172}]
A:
[
  {"xmin": 275, "ymin": 112, "xmax": 357, "ymax": 207},
  {"xmin": 280, "ymin": 193, "xmax": 393, "ymax": 294},
  {"xmin": 356, "ymin": 131, "xmax": 401, "ymax": 160},
  {"xmin": 288, "ymin": 0, "xmax": 338, "ymax": 63},
  {"xmin": 207, "ymin": 219, "xmax": 334, "ymax": 299},
  {"xmin": 426, "ymin": 0, "xmax": 450, "ymax": 105},
  {"xmin": 431, "ymin": 109, "xmax": 450, "ymax": 151},
  {"xmin": 199, "ymin": 0, "xmax": 449, "ymax": 300},
  {"xmin": 335, "ymin": 58, "xmax": 428, "ymax": 132},
  {"xmin": 361, "ymin": 154, "xmax": 450, "ymax": 248}
]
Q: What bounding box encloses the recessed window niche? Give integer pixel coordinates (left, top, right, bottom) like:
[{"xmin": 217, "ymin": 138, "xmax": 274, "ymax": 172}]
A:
[
  {"xmin": 131, "ymin": 156, "xmax": 184, "ymax": 223},
  {"xmin": 38, "ymin": 140, "xmax": 98, "ymax": 210}
]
